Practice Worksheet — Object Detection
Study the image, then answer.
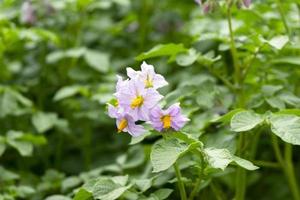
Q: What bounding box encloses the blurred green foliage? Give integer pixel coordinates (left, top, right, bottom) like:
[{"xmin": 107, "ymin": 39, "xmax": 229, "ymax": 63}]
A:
[{"xmin": 0, "ymin": 0, "xmax": 300, "ymax": 199}]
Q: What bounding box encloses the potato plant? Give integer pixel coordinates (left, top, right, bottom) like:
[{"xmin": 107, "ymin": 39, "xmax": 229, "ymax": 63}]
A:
[{"xmin": 0, "ymin": 0, "xmax": 300, "ymax": 200}]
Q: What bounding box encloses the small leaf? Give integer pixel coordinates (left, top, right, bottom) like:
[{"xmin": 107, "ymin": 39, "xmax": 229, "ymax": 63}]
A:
[
  {"xmin": 151, "ymin": 138, "xmax": 200, "ymax": 173},
  {"xmin": 232, "ymin": 156, "xmax": 259, "ymax": 170},
  {"xmin": 45, "ymin": 195, "xmax": 71, "ymax": 200},
  {"xmin": 0, "ymin": 166, "xmax": 19, "ymax": 181},
  {"xmin": 0, "ymin": 136, "xmax": 6, "ymax": 156},
  {"xmin": 135, "ymin": 43, "xmax": 187, "ymax": 61},
  {"xmin": 74, "ymin": 188, "xmax": 92, "ymax": 200},
  {"xmin": 204, "ymin": 148, "xmax": 232, "ymax": 170},
  {"xmin": 32, "ymin": 112, "xmax": 58, "ymax": 133},
  {"xmin": 176, "ymin": 48, "xmax": 199, "ymax": 66},
  {"xmin": 151, "ymin": 188, "xmax": 173, "ymax": 200},
  {"xmin": 204, "ymin": 148, "xmax": 258, "ymax": 170},
  {"xmin": 84, "ymin": 50, "xmax": 110, "ymax": 73},
  {"xmin": 92, "ymin": 178, "xmax": 131, "ymax": 200},
  {"xmin": 272, "ymin": 57, "xmax": 300, "ymax": 65},
  {"xmin": 211, "ymin": 108, "xmax": 245, "ymax": 124},
  {"xmin": 61, "ymin": 176, "xmax": 82, "ymax": 192},
  {"xmin": 267, "ymin": 35, "xmax": 289, "ymax": 50},
  {"xmin": 270, "ymin": 114, "xmax": 300, "ymax": 145},
  {"xmin": 6, "ymin": 131, "xmax": 33, "ymax": 156},
  {"xmin": 265, "ymin": 97, "xmax": 285, "ymax": 109},
  {"xmin": 231, "ymin": 111, "xmax": 264, "ymax": 132},
  {"xmin": 53, "ymin": 86, "xmax": 83, "ymax": 101}
]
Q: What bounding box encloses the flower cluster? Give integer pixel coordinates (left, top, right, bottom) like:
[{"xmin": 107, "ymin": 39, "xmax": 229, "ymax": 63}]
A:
[
  {"xmin": 195, "ymin": 0, "xmax": 251, "ymax": 13},
  {"xmin": 107, "ymin": 62, "xmax": 189, "ymax": 137}
]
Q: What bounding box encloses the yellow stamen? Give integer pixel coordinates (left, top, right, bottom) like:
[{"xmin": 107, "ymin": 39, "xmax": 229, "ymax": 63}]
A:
[
  {"xmin": 130, "ymin": 96, "xmax": 144, "ymax": 109},
  {"xmin": 117, "ymin": 118, "xmax": 127, "ymax": 133},
  {"xmin": 161, "ymin": 115, "xmax": 172, "ymax": 129},
  {"xmin": 145, "ymin": 74, "xmax": 153, "ymax": 88}
]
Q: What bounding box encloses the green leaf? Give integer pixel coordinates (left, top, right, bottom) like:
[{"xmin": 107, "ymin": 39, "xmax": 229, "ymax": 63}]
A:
[
  {"xmin": 0, "ymin": 136, "xmax": 6, "ymax": 156},
  {"xmin": 270, "ymin": 114, "xmax": 300, "ymax": 145},
  {"xmin": 6, "ymin": 131, "xmax": 33, "ymax": 156},
  {"xmin": 61, "ymin": 176, "xmax": 82, "ymax": 192},
  {"xmin": 204, "ymin": 148, "xmax": 258, "ymax": 170},
  {"xmin": 232, "ymin": 156, "xmax": 259, "ymax": 170},
  {"xmin": 272, "ymin": 57, "xmax": 300, "ymax": 65},
  {"xmin": 92, "ymin": 178, "xmax": 131, "ymax": 200},
  {"xmin": 204, "ymin": 148, "xmax": 232, "ymax": 170},
  {"xmin": 267, "ymin": 35, "xmax": 289, "ymax": 50},
  {"xmin": 276, "ymin": 109, "xmax": 300, "ymax": 116},
  {"xmin": 230, "ymin": 111, "xmax": 264, "ymax": 132},
  {"xmin": 32, "ymin": 112, "xmax": 58, "ymax": 133},
  {"xmin": 211, "ymin": 108, "xmax": 245, "ymax": 124},
  {"xmin": 0, "ymin": 166, "xmax": 19, "ymax": 181},
  {"xmin": 135, "ymin": 178, "xmax": 152, "ymax": 192},
  {"xmin": 84, "ymin": 50, "xmax": 110, "ymax": 73},
  {"xmin": 135, "ymin": 43, "xmax": 187, "ymax": 62},
  {"xmin": 265, "ymin": 97, "xmax": 285, "ymax": 109},
  {"xmin": 74, "ymin": 188, "xmax": 93, "ymax": 200},
  {"xmin": 151, "ymin": 138, "xmax": 200, "ymax": 173},
  {"xmin": 150, "ymin": 188, "xmax": 173, "ymax": 200},
  {"xmin": 45, "ymin": 195, "xmax": 71, "ymax": 200},
  {"xmin": 53, "ymin": 86, "xmax": 83, "ymax": 101},
  {"xmin": 176, "ymin": 48, "xmax": 199, "ymax": 66}
]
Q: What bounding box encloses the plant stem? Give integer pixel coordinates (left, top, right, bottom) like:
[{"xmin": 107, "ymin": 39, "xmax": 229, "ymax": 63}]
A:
[
  {"xmin": 189, "ymin": 177, "xmax": 201, "ymax": 200},
  {"xmin": 174, "ymin": 162, "xmax": 187, "ymax": 200},
  {"xmin": 284, "ymin": 143, "xmax": 300, "ymax": 200},
  {"xmin": 227, "ymin": 7, "xmax": 240, "ymax": 86},
  {"xmin": 235, "ymin": 134, "xmax": 246, "ymax": 200},
  {"xmin": 227, "ymin": 6, "xmax": 247, "ymax": 200},
  {"xmin": 252, "ymin": 160, "xmax": 281, "ymax": 169},
  {"xmin": 210, "ymin": 181, "xmax": 224, "ymax": 200},
  {"xmin": 271, "ymin": 135, "xmax": 300, "ymax": 200},
  {"xmin": 276, "ymin": 0, "xmax": 290, "ymax": 37}
]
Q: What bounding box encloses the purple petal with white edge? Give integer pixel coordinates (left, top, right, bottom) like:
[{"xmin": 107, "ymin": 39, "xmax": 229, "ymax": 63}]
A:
[
  {"xmin": 108, "ymin": 104, "xmax": 118, "ymax": 118},
  {"xmin": 152, "ymin": 74, "xmax": 168, "ymax": 89},
  {"xmin": 150, "ymin": 106, "xmax": 163, "ymax": 119},
  {"xmin": 141, "ymin": 61, "xmax": 155, "ymax": 75},
  {"xmin": 151, "ymin": 120, "xmax": 164, "ymax": 132},
  {"xmin": 137, "ymin": 106, "xmax": 150, "ymax": 121},
  {"xmin": 127, "ymin": 120, "xmax": 146, "ymax": 137},
  {"xmin": 171, "ymin": 115, "xmax": 189, "ymax": 131},
  {"xmin": 143, "ymin": 89, "xmax": 163, "ymax": 108},
  {"xmin": 167, "ymin": 103, "xmax": 181, "ymax": 117},
  {"xmin": 126, "ymin": 67, "xmax": 139, "ymax": 79}
]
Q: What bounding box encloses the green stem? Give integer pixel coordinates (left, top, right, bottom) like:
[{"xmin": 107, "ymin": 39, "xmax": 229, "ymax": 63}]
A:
[
  {"xmin": 83, "ymin": 123, "xmax": 92, "ymax": 170},
  {"xmin": 174, "ymin": 162, "xmax": 187, "ymax": 200},
  {"xmin": 235, "ymin": 134, "xmax": 246, "ymax": 200},
  {"xmin": 189, "ymin": 177, "xmax": 201, "ymax": 200},
  {"xmin": 227, "ymin": 7, "xmax": 240, "ymax": 86},
  {"xmin": 284, "ymin": 143, "xmax": 300, "ymax": 200},
  {"xmin": 210, "ymin": 181, "xmax": 224, "ymax": 200},
  {"xmin": 252, "ymin": 160, "xmax": 281, "ymax": 169},
  {"xmin": 276, "ymin": 0, "xmax": 290, "ymax": 37},
  {"xmin": 271, "ymin": 135, "xmax": 300, "ymax": 200},
  {"xmin": 227, "ymin": 6, "xmax": 247, "ymax": 200}
]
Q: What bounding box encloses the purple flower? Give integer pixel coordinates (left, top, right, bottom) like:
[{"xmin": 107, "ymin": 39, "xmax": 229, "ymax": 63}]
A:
[
  {"xmin": 126, "ymin": 61, "xmax": 168, "ymax": 89},
  {"xmin": 21, "ymin": 1, "xmax": 36, "ymax": 25},
  {"xmin": 243, "ymin": 0, "xmax": 251, "ymax": 7},
  {"xmin": 203, "ymin": 2, "xmax": 211, "ymax": 14},
  {"xmin": 150, "ymin": 103, "xmax": 189, "ymax": 132},
  {"xmin": 116, "ymin": 79, "xmax": 163, "ymax": 121},
  {"xmin": 195, "ymin": 0, "xmax": 202, "ymax": 5},
  {"xmin": 108, "ymin": 108, "xmax": 145, "ymax": 137}
]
